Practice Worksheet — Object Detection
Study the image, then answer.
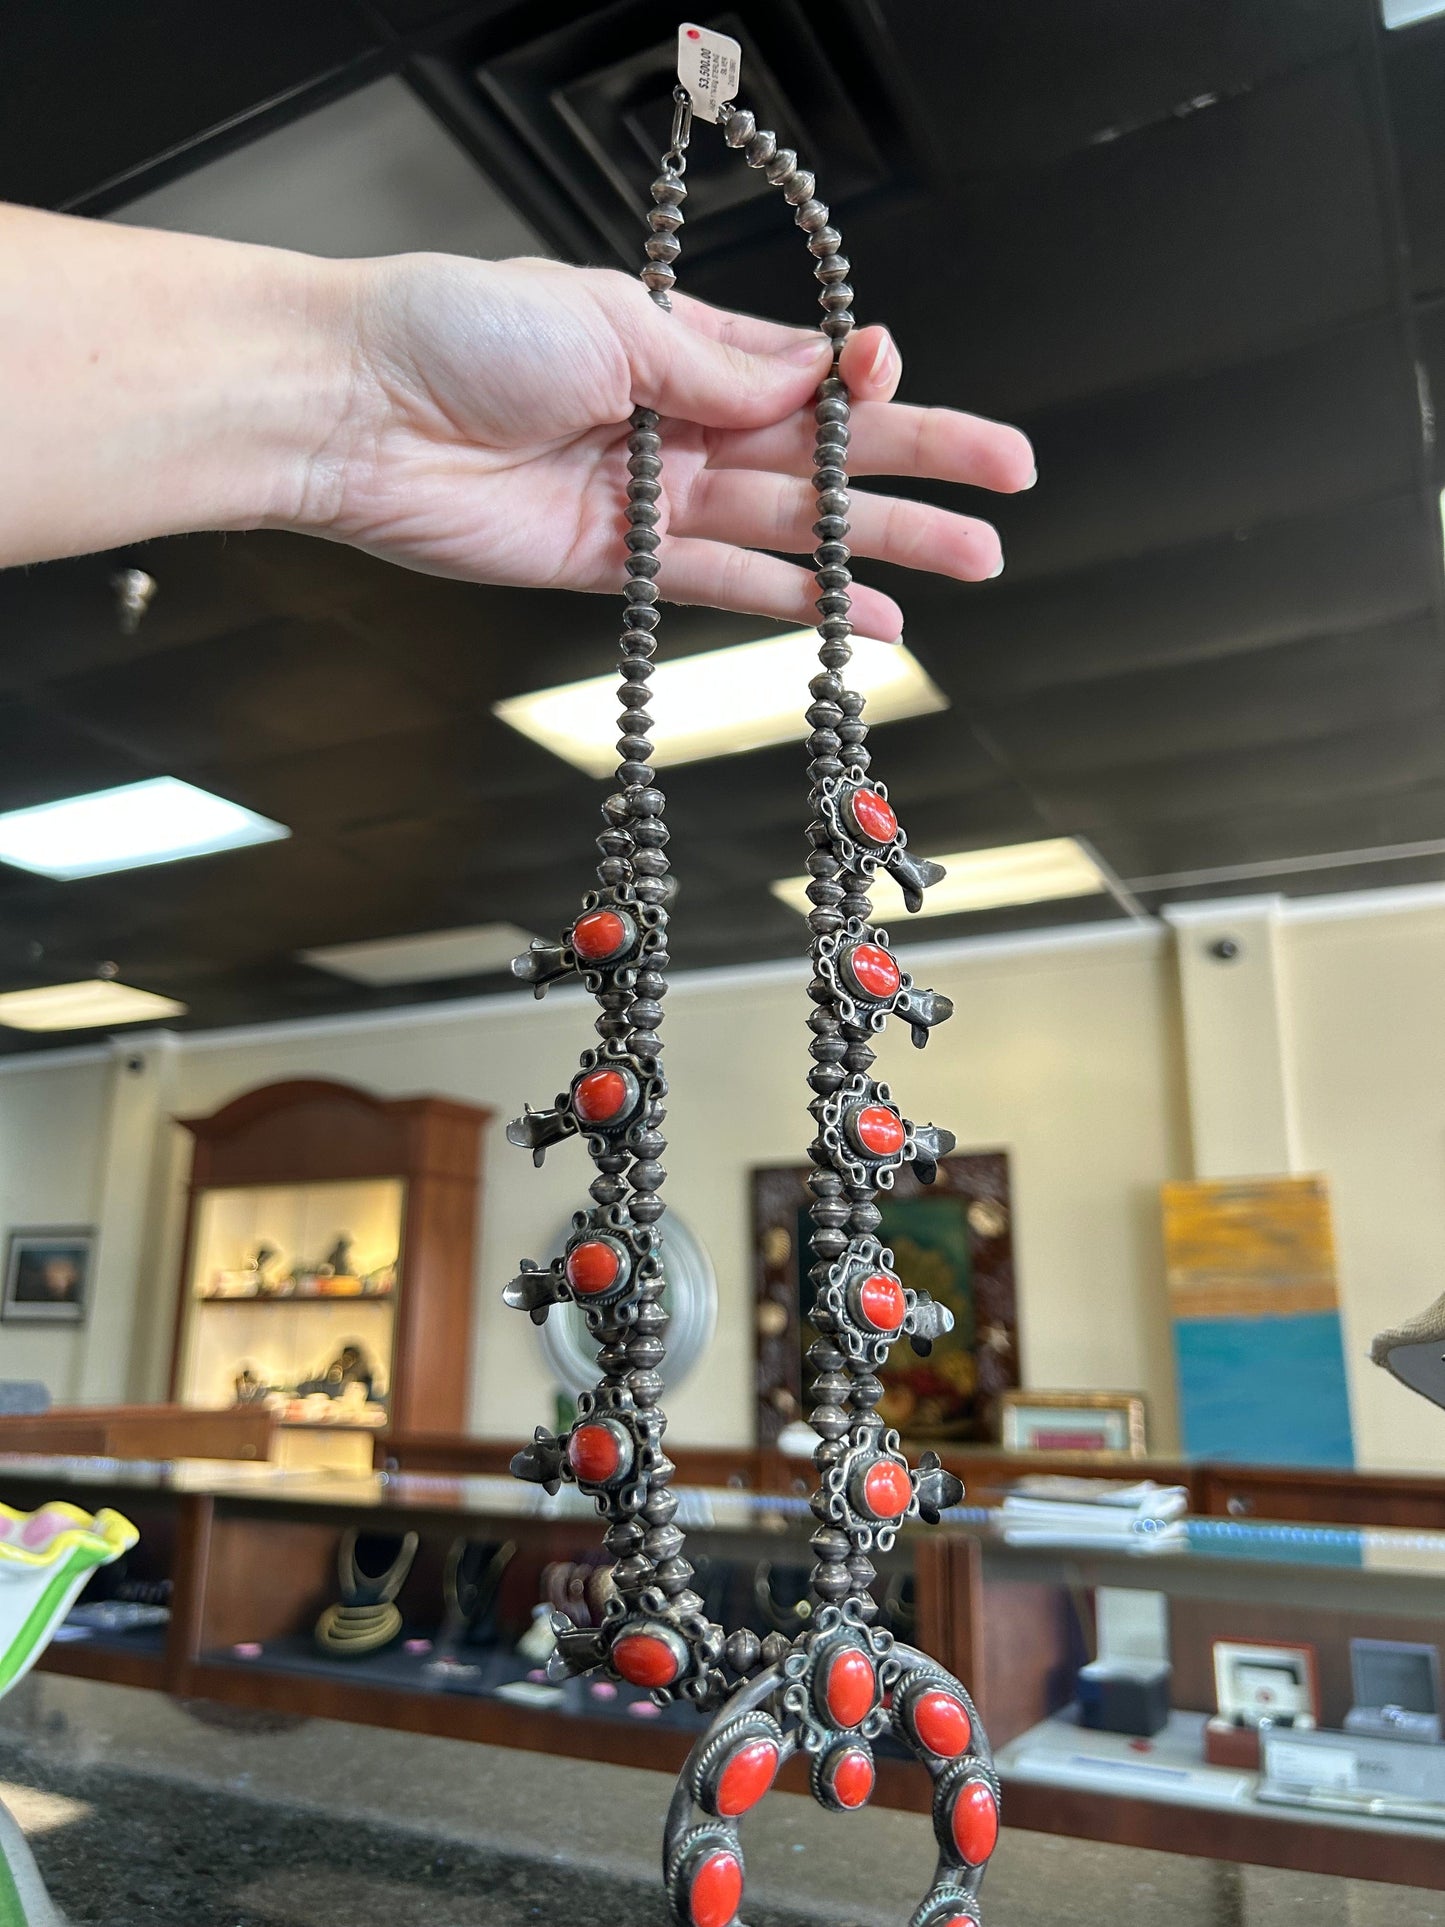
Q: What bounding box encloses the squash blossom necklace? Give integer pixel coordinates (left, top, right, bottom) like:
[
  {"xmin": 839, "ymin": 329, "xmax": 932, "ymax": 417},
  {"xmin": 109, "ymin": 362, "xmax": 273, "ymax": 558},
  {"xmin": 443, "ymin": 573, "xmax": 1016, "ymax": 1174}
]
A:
[{"xmin": 502, "ymin": 53, "xmax": 999, "ymax": 1927}]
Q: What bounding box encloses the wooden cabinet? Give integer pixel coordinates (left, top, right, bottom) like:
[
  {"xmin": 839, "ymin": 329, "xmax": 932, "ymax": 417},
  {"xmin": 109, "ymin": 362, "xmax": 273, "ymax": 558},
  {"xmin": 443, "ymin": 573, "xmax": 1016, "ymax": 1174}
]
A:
[{"xmin": 169, "ymin": 1079, "xmax": 490, "ymax": 1446}]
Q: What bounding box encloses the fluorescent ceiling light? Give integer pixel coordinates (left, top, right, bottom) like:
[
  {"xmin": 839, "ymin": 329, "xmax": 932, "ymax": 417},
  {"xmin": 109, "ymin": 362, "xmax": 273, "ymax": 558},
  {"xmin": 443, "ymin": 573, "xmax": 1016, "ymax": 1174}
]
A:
[
  {"xmin": 0, "ymin": 779, "xmax": 287, "ymax": 881},
  {"xmin": 493, "ymin": 631, "xmax": 947, "ymax": 777},
  {"xmin": 301, "ymin": 922, "xmax": 541, "ymax": 986},
  {"xmin": 1382, "ymin": 0, "xmax": 1445, "ymax": 26},
  {"xmin": 0, "ymin": 981, "xmax": 186, "ymax": 1032},
  {"xmin": 772, "ymin": 836, "xmax": 1109, "ymax": 920}
]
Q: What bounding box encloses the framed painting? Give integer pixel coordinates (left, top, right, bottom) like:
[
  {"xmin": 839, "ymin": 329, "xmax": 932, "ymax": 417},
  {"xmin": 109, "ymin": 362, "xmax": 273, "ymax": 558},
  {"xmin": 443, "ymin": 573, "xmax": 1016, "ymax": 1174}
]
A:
[
  {"xmin": 2, "ymin": 1227, "xmax": 95, "ymax": 1325},
  {"xmin": 999, "ymin": 1389, "xmax": 1147, "ymax": 1456},
  {"xmin": 751, "ymin": 1153, "xmax": 1017, "ymax": 1447}
]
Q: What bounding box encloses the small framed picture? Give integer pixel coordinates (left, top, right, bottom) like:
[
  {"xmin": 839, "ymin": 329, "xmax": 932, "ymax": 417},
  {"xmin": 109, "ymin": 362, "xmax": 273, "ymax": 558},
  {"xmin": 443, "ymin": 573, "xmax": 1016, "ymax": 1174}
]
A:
[
  {"xmin": 1213, "ymin": 1638, "xmax": 1319, "ymax": 1729},
  {"xmin": 999, "ymin": 1390, "xmax": 1147, "ymax": 1457},
  {"xmin": 2, "ymin": 1228, "xmax": 95, "ymax": 1325}
]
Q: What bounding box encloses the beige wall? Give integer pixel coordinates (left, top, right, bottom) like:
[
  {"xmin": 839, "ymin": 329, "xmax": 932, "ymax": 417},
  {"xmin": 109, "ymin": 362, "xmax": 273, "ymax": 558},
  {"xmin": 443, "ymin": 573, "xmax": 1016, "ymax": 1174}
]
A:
[
  {"xmin": 8, "ymin": 889, "xmax": 1445, "ymax": 1470},
  {"xmin": 1286, "ymin": 896, "xmax": 1445, "ymax": 1471},
  {"xmin": 0, "ymin": 1055, "xmax": 111, "ymax": 1399}
]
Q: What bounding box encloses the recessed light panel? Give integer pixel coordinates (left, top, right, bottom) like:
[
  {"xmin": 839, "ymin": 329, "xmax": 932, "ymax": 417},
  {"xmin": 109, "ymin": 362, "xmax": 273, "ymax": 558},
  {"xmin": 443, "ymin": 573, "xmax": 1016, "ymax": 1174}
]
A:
[
  {"xmin": 0, "ymin": 778, "xmax": 288, "ymax": 880},
  {"xmin": 493, "ymin": 631, "xmax": 947, "ymax": 777},
  {"xmin": 1382, "ymin": 0, "xmax": 1445, "ymax": 26},
  {"xmin": 301, "ymin": 923, "xmax": 541, "ymax": 986},
  {"xmin": 0, "ymin": 981, "xmax": 187, "ymax": 1032},
  {"xmin": 771, "ymin": 837, "xmax": 1109, "ymax": 920}
]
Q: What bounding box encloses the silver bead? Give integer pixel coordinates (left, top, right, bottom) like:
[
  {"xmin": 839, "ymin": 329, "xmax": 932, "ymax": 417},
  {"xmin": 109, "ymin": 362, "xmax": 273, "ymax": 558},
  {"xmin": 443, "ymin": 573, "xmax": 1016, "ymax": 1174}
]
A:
[
  {"xmin": 645, "ymin": 232, "xmax": 681, "ymax": 263},
  {"xmin": 648, "ymin": 204, "xmax": 684, "ymax": 233},
  {"xmin": 765, "ymin": 148, "xmax": 797, "ymax": 184},
  {"xmin": 816, "ymin": 487, "xmax": 850, "ymax": 517},
  {"xmin": 815, "ymin": 253, "xmax": 851, "ymax": 283},
  {"xmin": 783, "ymin": 169, "xmax": 816, "ymax": 205},
  {"xmin": 651, "ymin": 175, "xmax": 687, "ymax": 206},
  {"xmin": 820, "ymin": 283, "xmax": 854, "ymax": 311},
  {"xmin": 794, "ymin": 199, "xmax": 830, "ymax": 231},
  {"xmin": 821, "ymin": 313, "xmax": 855, "ymax": 342},
  {"xmin": 641, "ymin": 263, "xmax": 675, "ymax": 291},
  {"xmin": 724, "ymin": 108, "xmax": 755, "ymax": 147},
  {"xmin": 808, "ymin": 227, "xmax": 843, "ymax": 256},
  {"xmin": 745, "ymin": 130, "xmax": 776, "ymax": 168},
  {"xmin": 815, "ymin": 395, "xmax": 849, "ymax": 426}
]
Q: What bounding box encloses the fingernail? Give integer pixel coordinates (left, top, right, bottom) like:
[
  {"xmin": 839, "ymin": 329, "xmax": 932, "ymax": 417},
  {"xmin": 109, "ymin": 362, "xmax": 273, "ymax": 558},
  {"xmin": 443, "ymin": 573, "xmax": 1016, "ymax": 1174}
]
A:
[
  {"xmin": 866, "ymin": 331, "xmax": 899, "ymax": 386},
  {"xmin": 988, "ymin": 557, "xmax": 1005, "ymax": 579},
  {"xmin": 785, "ymin": 337, "xmax": 828, "ymax": 366},
  {"xmin": 1020, "ymin": 466, "xmax": 1038, "ymax": 490}
]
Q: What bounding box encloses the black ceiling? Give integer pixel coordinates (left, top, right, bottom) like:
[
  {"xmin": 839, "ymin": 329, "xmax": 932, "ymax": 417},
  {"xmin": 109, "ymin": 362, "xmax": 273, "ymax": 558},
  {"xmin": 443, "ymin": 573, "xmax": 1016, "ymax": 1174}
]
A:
[{"xmin": 3, "ymin": 0, "xmax": 1445, "ymax": 1047}]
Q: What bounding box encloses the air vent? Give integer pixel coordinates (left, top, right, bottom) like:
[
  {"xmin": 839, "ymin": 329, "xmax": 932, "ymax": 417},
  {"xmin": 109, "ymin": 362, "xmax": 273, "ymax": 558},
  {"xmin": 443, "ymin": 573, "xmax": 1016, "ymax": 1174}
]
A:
[{"xmin": 461, "ymin": 2, "xmax": 903, "ymax": 266}]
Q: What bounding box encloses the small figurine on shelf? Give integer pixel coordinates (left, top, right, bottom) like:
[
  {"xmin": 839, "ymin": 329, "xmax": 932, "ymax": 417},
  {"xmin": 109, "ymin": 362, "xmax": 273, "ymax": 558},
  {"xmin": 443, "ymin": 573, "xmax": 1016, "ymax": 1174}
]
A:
[
  {"xmin": 297, "ymin": 1343, "xmax": 378, "ymax": 1404},
  {"xmin": 361, "ymin": 1259, "xmax": 397, "ymax": 1298},
  {"xmin": 232, "ymin": 1363, "xmax": 271, "ymax": 1407},
  {"xmin": 321, "ymin": 1234, "xmax": 353, "ymax": 1277}
]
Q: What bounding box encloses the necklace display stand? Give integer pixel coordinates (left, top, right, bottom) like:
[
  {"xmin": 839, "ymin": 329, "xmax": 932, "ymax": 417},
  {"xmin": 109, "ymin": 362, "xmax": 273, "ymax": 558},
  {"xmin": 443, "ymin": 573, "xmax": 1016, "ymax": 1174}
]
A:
[{"xmin": 504, "ymin": 60, "xmax": 997, "ymax": 1927}]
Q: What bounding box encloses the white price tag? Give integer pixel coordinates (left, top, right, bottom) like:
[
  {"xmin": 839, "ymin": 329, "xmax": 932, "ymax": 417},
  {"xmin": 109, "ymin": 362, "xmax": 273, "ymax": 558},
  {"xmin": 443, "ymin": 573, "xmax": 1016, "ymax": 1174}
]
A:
[
  {"xmin": 677, "ymin": 22, "xmax": 742, "ymax": 124},
  {"xmin": 1268, "ymin": 1740, "xmax": 1357, "ymax": 1791}
]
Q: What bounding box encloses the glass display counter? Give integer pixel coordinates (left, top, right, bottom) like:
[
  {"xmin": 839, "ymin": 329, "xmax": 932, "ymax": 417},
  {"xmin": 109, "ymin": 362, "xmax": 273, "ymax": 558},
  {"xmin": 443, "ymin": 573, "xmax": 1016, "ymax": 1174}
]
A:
[{"xmin": 2, "ymin": 1454, "xmax": 1444, "ymax": 1886}]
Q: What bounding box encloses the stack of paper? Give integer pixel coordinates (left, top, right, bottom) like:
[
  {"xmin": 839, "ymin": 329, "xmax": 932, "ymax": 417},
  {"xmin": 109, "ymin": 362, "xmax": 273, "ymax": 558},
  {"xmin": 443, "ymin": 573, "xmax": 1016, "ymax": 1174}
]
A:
[{"xmin": 999, "ymin": 1478, "xmax": 1190, "ymax": 1551}]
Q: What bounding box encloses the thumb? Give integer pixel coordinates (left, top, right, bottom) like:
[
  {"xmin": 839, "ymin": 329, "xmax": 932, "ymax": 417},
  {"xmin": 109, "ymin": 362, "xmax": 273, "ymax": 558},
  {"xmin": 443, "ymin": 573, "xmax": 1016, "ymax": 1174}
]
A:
[{"xmin": 614, "ymin": 281, "xmax": 832, "ymax": 428}]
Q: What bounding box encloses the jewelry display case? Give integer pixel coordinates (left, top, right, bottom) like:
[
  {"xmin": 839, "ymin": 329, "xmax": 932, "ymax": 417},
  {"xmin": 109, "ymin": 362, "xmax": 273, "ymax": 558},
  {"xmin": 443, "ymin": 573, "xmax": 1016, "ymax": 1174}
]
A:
[
  {"xmin": 6, "ymin": 1455, "xmax": 1445, "ymax": 1886},
  {"xmin": 168, "ymin": 1080, "xmax": 491, "ymax": 1469}
]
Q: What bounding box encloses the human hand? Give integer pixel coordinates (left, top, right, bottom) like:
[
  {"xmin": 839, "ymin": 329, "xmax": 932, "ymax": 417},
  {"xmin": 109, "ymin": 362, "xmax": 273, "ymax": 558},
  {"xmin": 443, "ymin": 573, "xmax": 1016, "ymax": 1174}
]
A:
[{"xmin": 309, "ymin": 254, "xmax": 1034, "ymax": 641}]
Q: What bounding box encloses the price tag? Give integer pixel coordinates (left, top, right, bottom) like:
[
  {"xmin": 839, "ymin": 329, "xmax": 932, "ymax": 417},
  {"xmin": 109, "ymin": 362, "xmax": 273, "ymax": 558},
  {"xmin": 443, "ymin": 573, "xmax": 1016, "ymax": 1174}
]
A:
[
  {"xmin": 1268, "ymin": 1739, "xmax": 1357, "ymax": 1790},
  {"xmin": 677, "ymin": 22, "xmax": 742, "ymax": 124}
]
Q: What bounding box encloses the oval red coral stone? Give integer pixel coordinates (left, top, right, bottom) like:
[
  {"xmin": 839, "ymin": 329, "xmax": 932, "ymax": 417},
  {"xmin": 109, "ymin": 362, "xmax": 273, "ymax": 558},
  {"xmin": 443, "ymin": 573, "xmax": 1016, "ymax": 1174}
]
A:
[
  {"xmin": 565, "ymin": 1239, "xmax": 623, "ymax": 1295},
  {"xmin": 717, "ymin": 1738, "xmax": 779, "ymax": 1817},
  {"xmin": 689, "ymin": 1850, "xmax": 743, "ymax": 1927},
  {"xmin": 847, "ymin": 942, "xmax": 901, "ymax": 999},
  {"xmin": 942, "ymin": 1916, "xmax": 978, "ymax": 1927},
  {"xmin": 613, "ymin": 1630, "xmax": 681, "ymax": 1688},
  {"xmin": 849, "ymin": 788, "xmax": 898, "ymax": 844},
  {"xmin": 913, "ymin": 1689, "xmax": 972, "ymax": 1758},
  {"xmin": 855, "ymin": 1105, "xmax": 905, "ymax": 1157},
  {"xmin": 863, "ymin": 1461, "xmax": 912, "ymax": 1519},
  {"xmin": 858, "ymin": 1272, "xmax": 906, "ymax": 1333},
  {"xmin": 573, "ymin": 909, "xmax": 628, "ymax": 961},
  {"xmin": 825, "ymin": 1647, "xmax": 877, "ymax": 1727},
  {"xmin": 574, "ymin": 1068, "xmax": 629, "ymax": 1123},
  {"xmin": 567, "ymin": 1423, "xmax": 623, "ymax": 1484},
  {"xmin": 831, "ymin": 1747, "xmax": 875, "ymax": 1808},
  {"xmin": 951, "ymin": 1780, "xmax": 999, "ymax": 1864}
]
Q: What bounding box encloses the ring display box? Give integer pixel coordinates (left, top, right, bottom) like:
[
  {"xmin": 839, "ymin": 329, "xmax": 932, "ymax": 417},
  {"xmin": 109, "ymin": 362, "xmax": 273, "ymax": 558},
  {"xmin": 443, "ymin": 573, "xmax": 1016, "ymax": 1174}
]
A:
[
  {"xmin": 1204, "ymin": 1638, "xmax": 1319, "ymax": 1770},
  {"xmin": 1077, "ymin": 1586, "xmax": 1171, "ymax": 1738},
  {"xmin": 1345, "ymin": 1638, "xmax": 1442, "ymax": 1745}
]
